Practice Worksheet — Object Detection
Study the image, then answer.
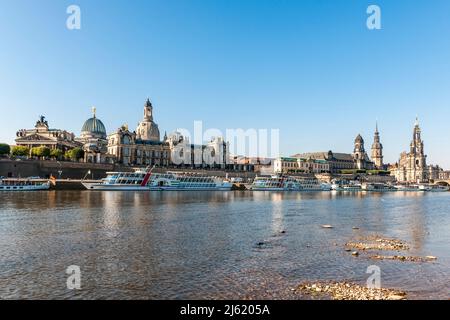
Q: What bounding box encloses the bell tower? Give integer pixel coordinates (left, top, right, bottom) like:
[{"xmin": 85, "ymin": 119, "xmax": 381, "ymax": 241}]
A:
[
  {"xmin": 371, "ymin": 122, "xmax": 384, "ymax": 169},
  {"xmin": 353, "ymin": 134, "xmax": 367, "ymax": 169}
]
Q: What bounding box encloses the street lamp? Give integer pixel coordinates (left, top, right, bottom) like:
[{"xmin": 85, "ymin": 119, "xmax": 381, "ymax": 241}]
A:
[
  {"xmin": 57, "ymin": 161, "xmax": 62, "ymax": 178},
  {"xmin": 82, "ymin": 170, "xmax": 91, "ymax": 181}
]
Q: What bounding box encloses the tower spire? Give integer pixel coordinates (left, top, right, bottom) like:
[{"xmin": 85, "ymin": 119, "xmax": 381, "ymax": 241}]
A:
[{"xmin": 92, "ymin": 106, "xmax": 96, "ymax": 118}]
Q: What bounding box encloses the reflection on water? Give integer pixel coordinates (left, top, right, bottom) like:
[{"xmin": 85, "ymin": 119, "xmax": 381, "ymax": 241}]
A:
[{"xmin": 0, "ymin": 191, "xmax": 449, "ymax": 299}]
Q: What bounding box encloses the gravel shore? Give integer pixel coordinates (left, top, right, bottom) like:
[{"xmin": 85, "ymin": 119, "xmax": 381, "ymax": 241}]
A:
[{"xmin": 298, "ymin": 281, "xmax": 407, "ymax": 300}]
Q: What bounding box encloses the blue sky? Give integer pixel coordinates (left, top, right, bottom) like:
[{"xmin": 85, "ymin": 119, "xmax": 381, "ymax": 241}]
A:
[{"xmin": 1, "ymin": 0, "xmax": 450, "ymax": 167}]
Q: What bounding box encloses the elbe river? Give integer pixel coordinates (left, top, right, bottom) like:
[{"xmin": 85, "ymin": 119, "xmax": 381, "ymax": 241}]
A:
[{"xmin": 0, "ymin": 191, "xmax": 449, "ymax": 299}]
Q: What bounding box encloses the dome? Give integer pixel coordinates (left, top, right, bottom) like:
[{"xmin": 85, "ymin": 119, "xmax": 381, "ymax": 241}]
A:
[
  {"xmin": 136, "ymin": 121, "xmax": 160, "ymax": 142},
  {"xmin": 81, "ymin": 116, "xmax": 106, "ymax": 135}
]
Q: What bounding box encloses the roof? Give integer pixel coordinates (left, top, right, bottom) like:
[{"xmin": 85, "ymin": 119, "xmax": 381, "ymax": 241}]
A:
[
  {"xmin": 279, "ymin": 157, "xmax": 298, "ymax": 162},
  {"xmin": 292, "ymin": 152, "xmax": 354, "ymax": 162},
  {"xmin": 332, "ymin": 153, "xmax": 354, "ymax": 161},
  {"xmin": 81, "ymin": 117, "xmax": 106, "ymax": 135},
  {"xmin": 279, "ymin": 156, "xmax": 329, "ymax": 164},
  {"xmin": 355, "ymin": 134, "xmax": 364, "ymax": 142}
]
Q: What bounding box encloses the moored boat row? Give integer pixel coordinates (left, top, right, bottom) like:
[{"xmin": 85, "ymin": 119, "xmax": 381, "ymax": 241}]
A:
[
  {"xmin": 81, "ymin": 167, "xmax": 232, "ymax": 191},
  {"xmin": 75, "ymin": 168, "xmax": 449, "ymax": 192},
  {"xmin": 1, "ymin": 170, "xmax": 449, "ymax": 192},
  {"xmin": 330, "ymin": 179, "xmax": 449, "ymax": 192}
]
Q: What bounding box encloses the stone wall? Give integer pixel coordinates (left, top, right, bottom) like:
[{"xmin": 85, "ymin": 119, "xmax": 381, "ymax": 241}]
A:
[
  {"xmin": 0, "ymin": 159, "xmax": 119, "ymax": 179},
  {"xmin": 0, "ymin": 159, "xmax": 258, "ymax": 180}
]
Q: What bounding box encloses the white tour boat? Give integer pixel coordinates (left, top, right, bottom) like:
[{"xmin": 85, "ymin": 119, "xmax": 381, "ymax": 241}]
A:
[
  {"xmin": 418, "ymin": 184, "xmax": 449, "ymax": 192},
  {"xmin": 361, "ymin": 183, "xmax": 397, "ymax": 192},
  {"xmin": 0, "ymin": 178, "xmax": 51, "ymax": 191},
  {"xmin": 250, "ymin": 175, "xmax": 331, "ymax": 191},
  {"xmin": 82, "ymin": 168, "xmax": 232, "ymax": 191},
  {"xmin": 394, "ymin": 184, "xmax": 420, "ymax": 191},
  {"xmin": 331, "ymin": 180, "xmax": 362, "ymax": 192}
]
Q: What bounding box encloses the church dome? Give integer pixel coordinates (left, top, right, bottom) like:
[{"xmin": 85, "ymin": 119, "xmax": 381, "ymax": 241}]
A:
[
  {"xmin": 82, "ymin": 116, "xmax": 106, "ymax": 135},
  {"xmin": 136, "ymin": 121, "xmax": 160, "ymax": 142}
]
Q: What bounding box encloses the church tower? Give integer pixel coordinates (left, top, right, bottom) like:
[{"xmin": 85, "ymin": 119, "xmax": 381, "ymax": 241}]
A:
[
  {"xmin": 353, "ymin": 134, "xmax": 367, "ymax": 169},
  {"xmin": 371, "ymin": 122, "xmax": 383, "ymax": 169},
  {"xmin": 408, "ymin": 117, "xmax": 427, "ymax": 182}
]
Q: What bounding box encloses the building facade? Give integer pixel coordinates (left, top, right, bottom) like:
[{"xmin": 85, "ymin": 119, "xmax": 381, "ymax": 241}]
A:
[
  {"xmin": 293, "ymin": 151, "xmax": 359, "ymax": 174},
  {"xmin": 428, "ymin": 165, "xmax": 442, "ymax": 182},
  {"xmin": 108, "ymin": 125, "xmax": 170, "ymax": 166},
  {"xmin": 274, "ymin": 157, "xmax": 330, "ymax": 174},
  {"xmin": 166, "ymin": 131, "xmax": 229, "ymax": 169},
  {"xmin": 15, "ymin": 116, "xmax": 80, "ymax": 153},
  {"xmin": 438, "ymin": 170, "xmax": 450, "ymax": 181}
]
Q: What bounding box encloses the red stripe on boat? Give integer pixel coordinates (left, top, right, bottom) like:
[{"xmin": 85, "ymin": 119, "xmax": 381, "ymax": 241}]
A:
[{"xmin": 141, "ymin": 173, "xmax": 152, "ymax": 186}]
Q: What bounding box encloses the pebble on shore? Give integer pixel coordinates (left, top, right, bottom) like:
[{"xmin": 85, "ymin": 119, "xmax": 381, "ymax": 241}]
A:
[
  {"xmin": 370, "ymin": 255, "xmax": 438, "ymax": 262},
  {"xmin": 345, "ymin": 236, "xmax": 409, "ymax": 251},
  {"xmin": 344, "ymin": 236, "xmax": 437, "ymax": 262},
  {"xmin": 298, "ymin": 281, "xmax": 407, "ymax": 300}
]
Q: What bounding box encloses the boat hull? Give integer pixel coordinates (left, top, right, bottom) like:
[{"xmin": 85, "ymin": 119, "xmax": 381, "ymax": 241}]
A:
[
  {"xmin": 0, "ymin": 183, "xmax": 50, "ymax": 191},
  {"xmin": 82, "ymin": 182, "xmax": 232, "ymax": 191},
  {"xmin": 251, "ymin": 187, "xmax": 330, "ymax": 192}
]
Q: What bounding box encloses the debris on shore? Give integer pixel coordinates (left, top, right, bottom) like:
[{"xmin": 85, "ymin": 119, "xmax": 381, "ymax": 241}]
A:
[
  {"xmin": 345, "ymin": 236, "xmax": 409, "ymax": 251},
  {"xmin": 298, "ymin": 281, "xmax": 407, "ymax": 300}
]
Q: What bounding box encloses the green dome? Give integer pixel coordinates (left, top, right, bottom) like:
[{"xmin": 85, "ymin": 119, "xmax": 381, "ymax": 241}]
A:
[{"xmin": 81, "ymin": 116, "xmax": 106, "ymax": 135}]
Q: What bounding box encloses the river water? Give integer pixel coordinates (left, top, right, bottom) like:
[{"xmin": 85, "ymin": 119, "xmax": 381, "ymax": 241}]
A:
[{"xmin": 0, "ymin": 191, "xmax": 449, "ymax": 299}]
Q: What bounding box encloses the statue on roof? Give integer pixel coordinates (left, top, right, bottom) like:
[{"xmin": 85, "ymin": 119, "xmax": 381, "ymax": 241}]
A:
[{"xmin": 36, "ymin": 115, "xmax": 49, "ymax": 128}]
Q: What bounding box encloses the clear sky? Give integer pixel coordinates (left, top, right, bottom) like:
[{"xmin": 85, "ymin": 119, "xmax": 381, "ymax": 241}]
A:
[{"xmin": 1, "ymin": 0, "xmax": 450, "ymax": 167}]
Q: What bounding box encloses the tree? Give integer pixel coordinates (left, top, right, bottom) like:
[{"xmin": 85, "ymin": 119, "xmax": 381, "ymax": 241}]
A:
[
  {"xmin": 11, "ymin": 146, "xmax": 30, "ymax": 157},
  {"xmin": 31, "ymin": 146, "xmax": 51, "ymax": 158},
  {"xmin": 65, "ymin": 147, "xmax": 84, "ymax": 161},
  {"xmin": 50, "ymin": 149, "xmax": 63, "ymax": 159},
  {"xmin": 0, "ymin": 143, "xmax": 10, "ymax": 156}
]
